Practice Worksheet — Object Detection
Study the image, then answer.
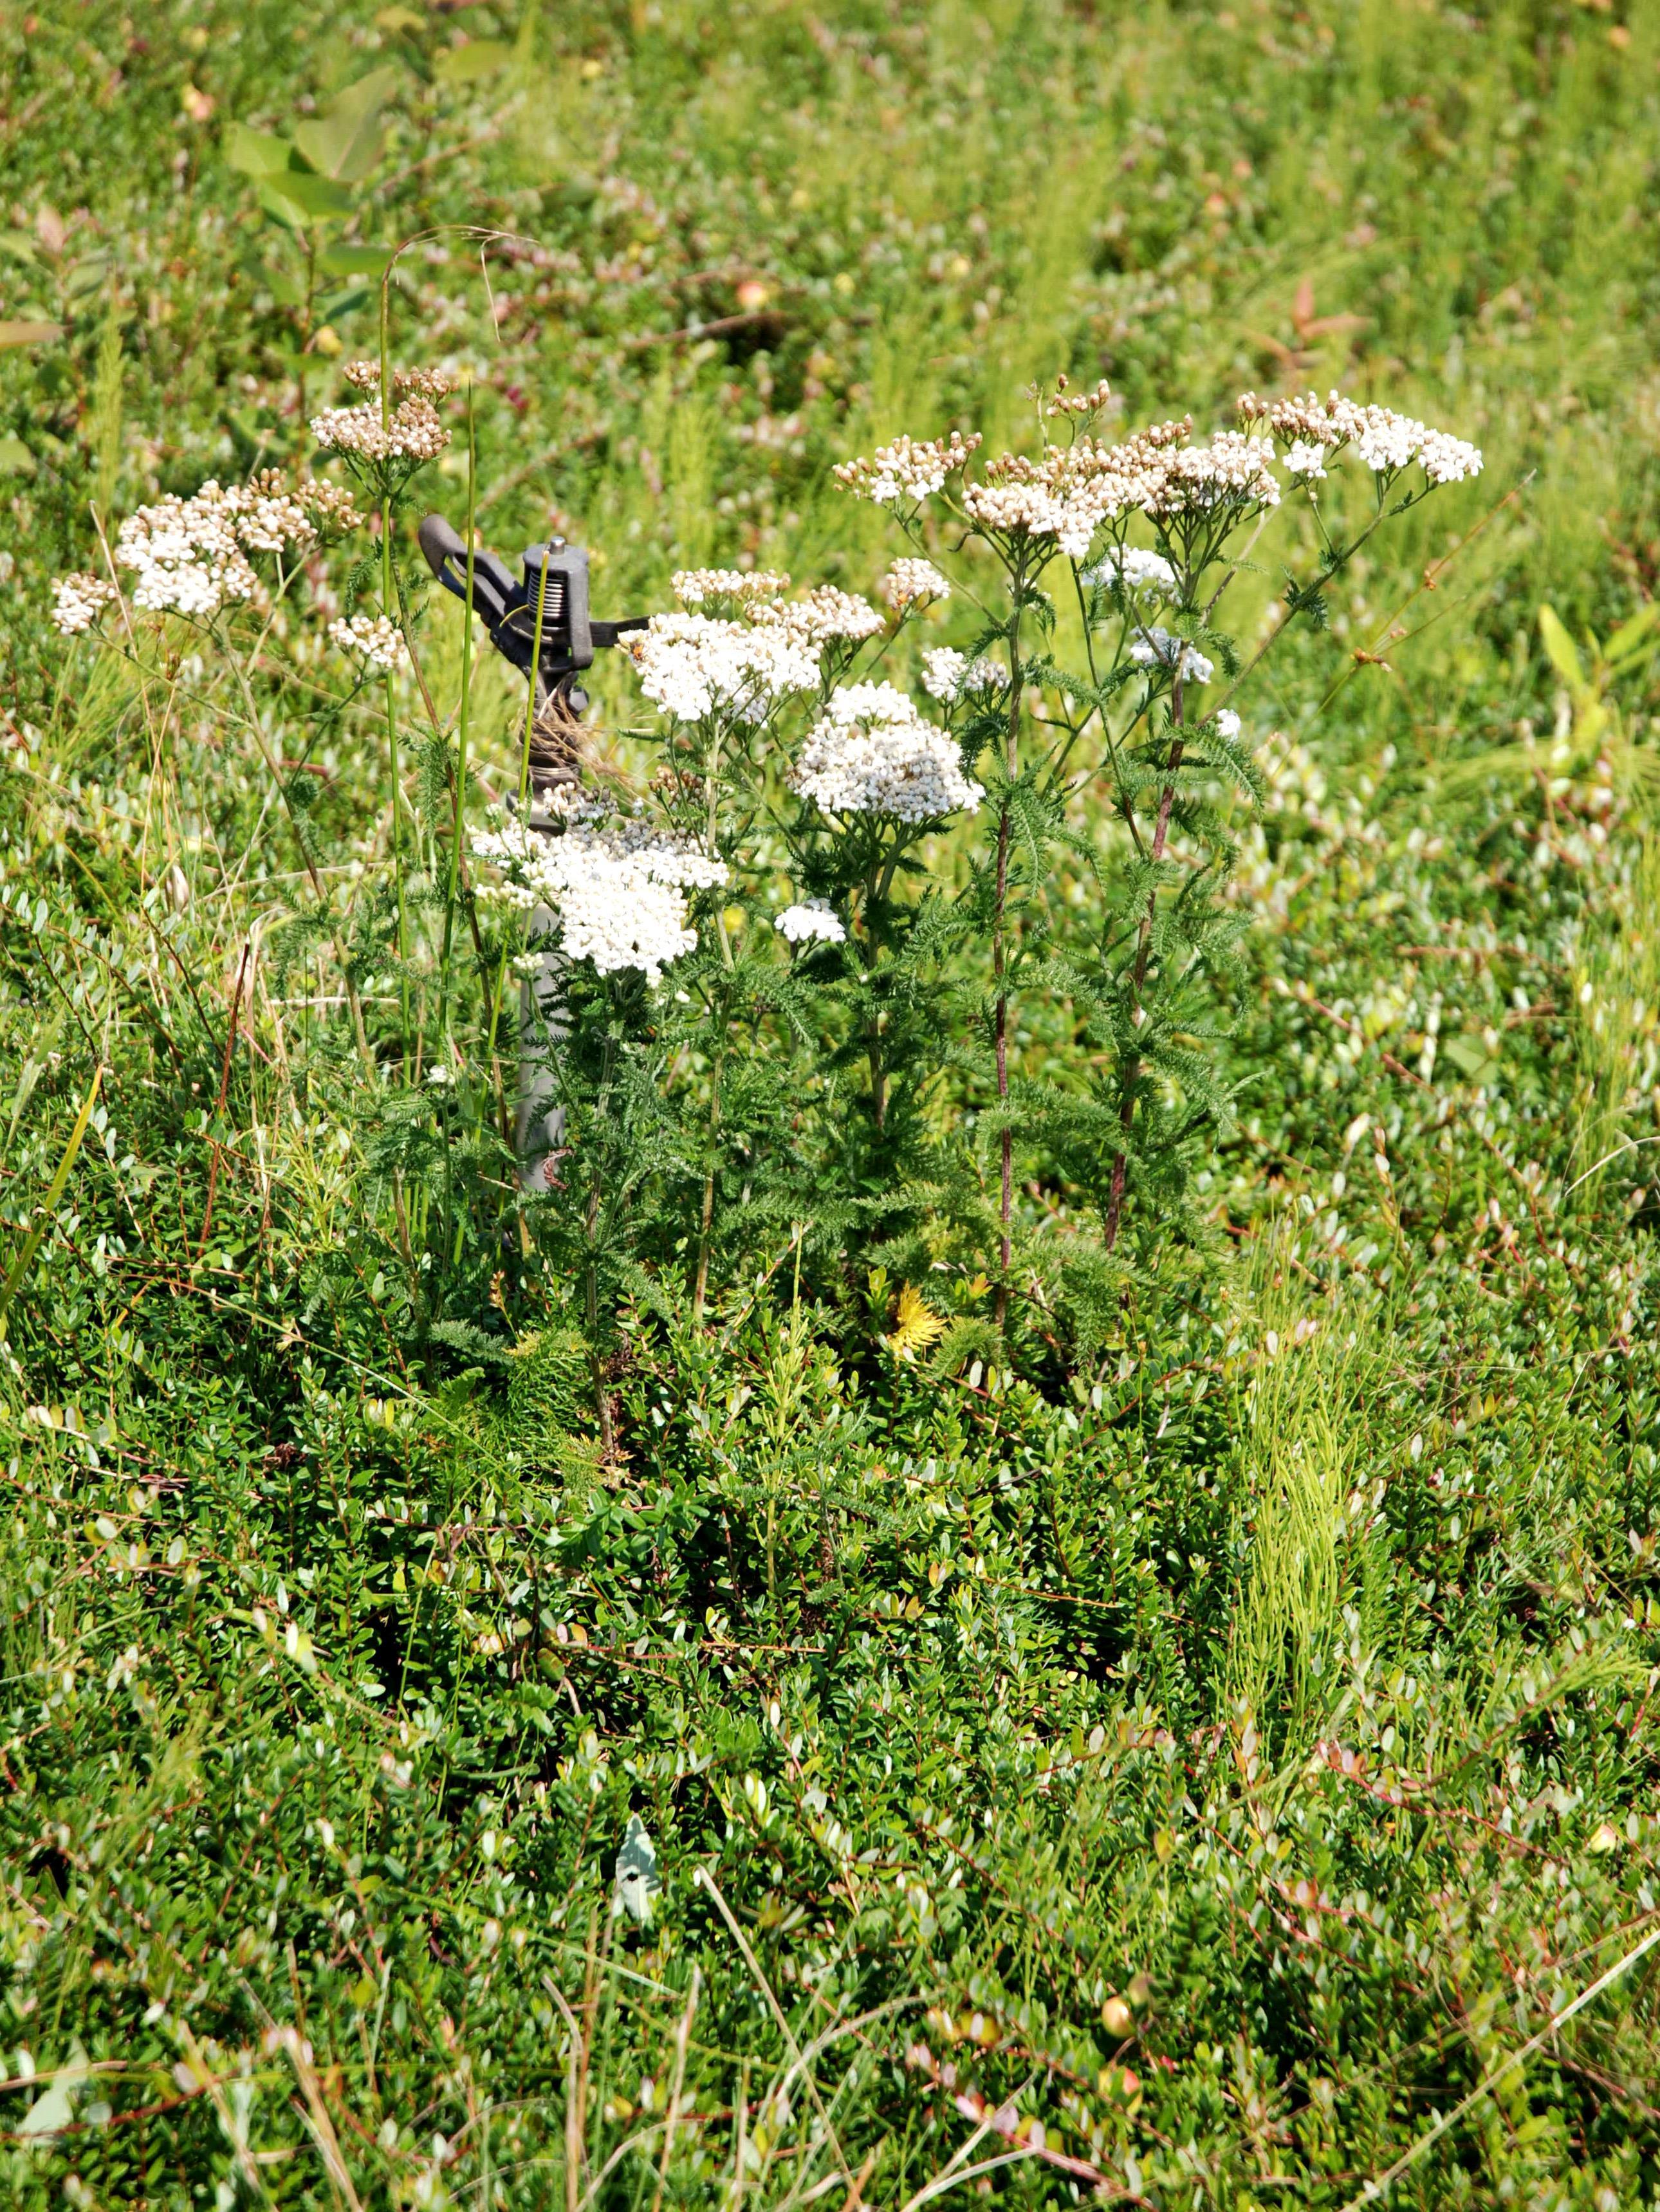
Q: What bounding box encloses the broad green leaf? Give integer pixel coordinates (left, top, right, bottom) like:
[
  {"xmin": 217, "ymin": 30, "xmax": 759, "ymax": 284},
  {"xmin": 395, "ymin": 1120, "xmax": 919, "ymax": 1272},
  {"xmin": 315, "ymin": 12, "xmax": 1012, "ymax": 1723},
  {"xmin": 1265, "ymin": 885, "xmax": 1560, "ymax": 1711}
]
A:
[
  {"xmin": 62, "ymin": 255, "xmax": 112, "ymax": 304},
  {"xmin": 318, "ymin": 241, "xmax": 392, "ymax": 278},
  {"xmin": 0, "ymin": 320, "xmax": 60, "ymax": 347},
  {"xmin": 317, "ymin": 284, "xmax": 372, "ymax": 322},
  {"xmin": 1443, "ymin": 1034, "xmax": 1500, "ymax": 1085},
  {"xmin": 224, "ymin": 122, "xmax": 295, "ymax": 178},
  {"xmin": 1536, "ymin": 604, "xmax": 1586, "ymax": 697},
  {"xmin": 614, "ymin": 1812, "xmax": 660, "ymax": 1926},
  {"xmin": 17, "ymin": 2049, "xmax": 88, "ymax": 2139},
  {"xmin": 0, "ymin": 227, "xmax": 37, "ymax": 261},
  {"xmin": 239, "ymin": 257, "xmax": 305, "ymax": 306},
  {"xmin": 434, "ymin": 39, "xmax": 513, "ymax": 84},
  {"xmin": 292, "ymin": 66, "xmax": 400, "ymax": 183},
  {"xmin": 1604, "ymin": 600, "xmax": 1660, "ymax": 670},
  {"xmin": 0, "ymin": 434, "xmax": 36, "ymax": 476},
  {"xmin": 259, "ymin": 171, "xmax": 356, "ymax": 222}
]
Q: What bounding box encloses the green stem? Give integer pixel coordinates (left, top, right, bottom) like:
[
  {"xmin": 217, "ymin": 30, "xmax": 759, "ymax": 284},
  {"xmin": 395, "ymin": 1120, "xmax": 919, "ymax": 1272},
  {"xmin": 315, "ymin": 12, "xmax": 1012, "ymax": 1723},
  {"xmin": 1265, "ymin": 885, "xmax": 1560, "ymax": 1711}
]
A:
[
  {"xmin": 1103, "ymin": 670, "xmax": 1186, "ymax": 1253},
  {"xmin": 378, "ymin": 288, "xmax": 410, "ymax": 1073},
  {"xmin": 438, "ymin": 382, "xmax": 476, "ymax": 1047},
  {"xmin": 993, "ymin": 569, "xmax": 1024, "ymax": 1329}
]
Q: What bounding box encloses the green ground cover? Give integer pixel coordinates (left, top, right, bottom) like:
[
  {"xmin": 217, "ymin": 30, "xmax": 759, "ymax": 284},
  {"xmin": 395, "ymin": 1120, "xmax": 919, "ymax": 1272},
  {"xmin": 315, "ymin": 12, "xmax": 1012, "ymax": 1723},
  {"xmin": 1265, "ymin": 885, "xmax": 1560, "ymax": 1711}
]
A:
[{"xmin": 5, "ymin": 1, "xmax": 1660, "ymax": 2204}]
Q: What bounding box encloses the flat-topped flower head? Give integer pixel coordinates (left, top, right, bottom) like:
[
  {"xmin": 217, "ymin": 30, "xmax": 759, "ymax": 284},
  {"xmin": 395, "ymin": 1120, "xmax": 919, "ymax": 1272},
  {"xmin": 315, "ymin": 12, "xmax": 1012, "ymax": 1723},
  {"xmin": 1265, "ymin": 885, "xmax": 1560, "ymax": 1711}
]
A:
[
  {"xmin": 329, "ymin": 613, "xmax": 405, "ymax": 671},
  {"xmin": 1084, "ymin": 547, "xmax": 1178, "ymax": 598},
  {"xmin": 98, "ymin": 471, "xmax": 362, "ymax": 623},
  {"xmin": 749, "ymin": 586, "xmax": 883, "ymax": 647},
  {"xmin": 51, "ymin": 573, "xmax": 116, "ymax": 636},
  {"xmin": 472, "ymin": 809, "xmax": 728, "ymax": 987},
  {"xmin": 921, "ymin": 647, "xmax": 1002, "ymax": 704},
  {"xmin": 1283, "ymin": 440, "xmax": 1329, "ymax": 482},
  {"xmin": 115, "ymin": 481, "xmax": 257, "ymax": 618},
  {"xmin": 775, "ymin": 899, "xmax": 847, "ymax": 945},
  {"xmin": 342, "ymin": 360, "xmax": 455, "ymax": 403},
  {"xmin": 1239, "ymin": 390, "xmax": 1482, "ymax": 486},
  {"xmin": 1143, "ymin": 430, "xmax": 1280, "ymax": 521},
  {"xmin": 672, "ymin": 567, "xmax": 791, "ymax": 607},
  {"xmin": 311, "ymin": 365, "xmax": 452, "ymax": 483},
  {"xmin": 625, "ymin": 612, "xmax": 820, "ymax": 725},
  {"xmin": 880, "ymin": 558, "xmax": 951, "ymax": 611},
  {"xmin": 793, "ymin": 681, "xmax": 983, "ymax": 822},
  {"xmin": 835, "ymin": 430, "xmax": 981, "ymax": 508}
]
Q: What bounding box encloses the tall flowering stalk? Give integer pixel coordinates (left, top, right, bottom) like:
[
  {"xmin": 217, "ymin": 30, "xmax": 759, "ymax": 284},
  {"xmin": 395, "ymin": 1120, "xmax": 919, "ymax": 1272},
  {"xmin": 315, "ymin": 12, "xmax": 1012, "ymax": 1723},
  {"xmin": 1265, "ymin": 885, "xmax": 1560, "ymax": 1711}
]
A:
[
  {"xmin": 309, "ymin": 345, "xmax": 454, "ymax": 1069},
  {"xmin": 837, "ymin": 380, "xmax": 1482, "ymax": 1293},
  {"xmin": 55, "ymin": 357, "xmax": 1484, "ymax": 1381}
]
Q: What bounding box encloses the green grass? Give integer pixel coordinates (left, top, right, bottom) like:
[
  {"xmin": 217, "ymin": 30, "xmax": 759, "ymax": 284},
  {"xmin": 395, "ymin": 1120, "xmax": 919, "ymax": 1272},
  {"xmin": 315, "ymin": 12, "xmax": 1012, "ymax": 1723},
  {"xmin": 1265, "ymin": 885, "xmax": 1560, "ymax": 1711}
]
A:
[{"xmin": 5, "ymin": 1, "xmax": 1660, "ymax": 2206}]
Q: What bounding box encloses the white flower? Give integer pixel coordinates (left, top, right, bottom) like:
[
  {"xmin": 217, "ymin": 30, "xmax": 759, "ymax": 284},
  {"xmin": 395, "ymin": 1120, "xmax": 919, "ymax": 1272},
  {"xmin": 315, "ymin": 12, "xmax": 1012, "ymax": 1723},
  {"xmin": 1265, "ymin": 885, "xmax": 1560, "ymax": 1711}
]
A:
[
  {"xmin": 472, "ymin": 811, "xmax": 728, "ymax": 987},
  {"xmin": 1241, "ymin": 391, "xmax": 1482, "ymax": 486},
  {"xmin": 835, "ymin": 430, "xmax": 982, "ymax": 507},
  {"xmin": 1084, "ymin": 546, "xmax": 1177, "ymax": 597},
  {"xmin": 51, "ymin": 572, "xmax": 116, "ymax": 636},
  {"xmin": 673, "ymin": 567, "xmax": 790, "ymax": 607},
  {"xmin": 115, "ymin": 481, "xmax": 257, "ymax": 618},
  {"xmin": 1416, "ymin": 428, "xmax": 1484, "ymax": 484},
  {"xmin": 1283, "ymin": 440, "xmax": 1328, "ymax": 481},
  {"xmin": 625, "ymin": 613, "xmax": 819, "ymax": 725},
  {"xmin": 879, "ymin": 558, "xmax": 950, "ymax": 610},
  {"xmin": 1214, "ymin": 707, "xmax": 1241, "ymax": 741},
  {"xmin": 329, "ymin": 613, "xmax": 405, "ymax": 670},
  {"xmin": 101, "ymin": 471, "xmax": 353, "ymax": 624},
  {"xmin": 1129, "ymin": 627, "xmax": 1213, "ymax": 685},
  {"xmin": 750, "ymin": 587, "xmax": 883, "ymax": 647},
  {"xmin": 775, "ymin": 899, "xmax": 846, "ymax": 945},
  {"xmin": 920, "ymin": 647, "xmax": 1001, "ymax": 703},
  {"xmin": 793, "ymin": 682, "xmax": 982, "ymax": 822},
  {"xmin": 311, "ymin": 367, "xmax": 451, "ymax": 470}
]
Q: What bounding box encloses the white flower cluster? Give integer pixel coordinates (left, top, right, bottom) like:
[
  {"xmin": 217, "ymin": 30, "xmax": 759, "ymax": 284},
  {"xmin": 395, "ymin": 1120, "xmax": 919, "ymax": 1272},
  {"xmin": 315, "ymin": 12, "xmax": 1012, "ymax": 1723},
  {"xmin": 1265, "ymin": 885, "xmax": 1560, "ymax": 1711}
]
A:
[
  {"xmin": 750, "ymin": 585, "xmax": 883, "ymax": 647},
  {"xmin": 311, "ymin": 365, "xmax": 453, "ymax": 471},
  {"xmin": 624, "ymin": 612, "xmax": 820, "ymax": 724},
  {"xmin": 343, "ymin": 360, "xmax": 454, "ymax": 402},
  {"xmin": 472, "ymin": 811, "xmax": 728, "ymax": 986},
  {"xmin": 880, "ymin": 558, "xmax": 951, "ymax": 610},
  {"xmin": 1213, "ymin": 707, "xmax": 1242, "ymax": 741},
  {"xmin": 329, "ymin": 613, "xmax": 405, "ymax": 670},
  {"xmin": 961, "ymin": 470, "xmax": 1096, "ymax": 557},
  {"xmin": 1130, "ymin": 628, "xmax": 1214, "ymax": 685},
  {"xmin": 793, "ymin": 683, "xmax": 983, "ymax": 823},
  {"xmin": 1241, "ymin": 391, "xmax": 1482, "ymax": 485},
  {"xmin": 920, "ymin": 647, "xmax": 1001, "ymax": 703},
  {"xmin": 1148, "ymin": 430, "xmax": 1282, "ymax": 518},
  {"xmin": 1085, "ymin": 546, "xmax": 1177, "ymax": 598},
  {"xmin": 835, "ymin": 430, "xmax": 981, "ymax": 506},
  {"xmin": 51, "ymin": 572, "xmax": 116, "ymax": 636},
  {"xmin": 775, "ymin": 899, "xmax": 846, "ymax": 945},
  {"xmin": 95, "ymin": 472, "xmax": 359, "ymax": 623},
  {"xmin": 1284, "ymin": 440, "xmax": 1329, "ymax": 482},
  {"xmin": 672, "ymin": 567, "xmax": 790, "ymax": 607},
  {"xmin": 119, "ymin": 483, "xmax": 255, "ymax": 616}
]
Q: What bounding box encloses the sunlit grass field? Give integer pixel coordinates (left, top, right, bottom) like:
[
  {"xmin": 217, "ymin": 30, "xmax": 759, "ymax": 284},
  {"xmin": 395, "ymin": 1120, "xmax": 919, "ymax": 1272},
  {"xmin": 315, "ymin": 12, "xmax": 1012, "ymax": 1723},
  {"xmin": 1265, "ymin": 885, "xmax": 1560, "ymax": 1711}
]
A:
[{"xmin": 5, "ymin": 2, "xmax": 1660, "ymax": 2206}]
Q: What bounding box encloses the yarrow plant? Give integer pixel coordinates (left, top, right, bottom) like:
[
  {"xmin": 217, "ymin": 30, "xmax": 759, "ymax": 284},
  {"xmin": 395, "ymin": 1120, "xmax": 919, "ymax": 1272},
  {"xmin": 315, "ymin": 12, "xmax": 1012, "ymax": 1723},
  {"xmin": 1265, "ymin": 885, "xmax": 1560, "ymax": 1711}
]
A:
[
  {"xmin": 452, "ymin": 371, "xmax": 1485, "ymax": 1347},
  {"xmin": 813, "ymin": 374, "xmax": 1484, "ymax": 1324},
  {"xmin": 51, "ymin": 338, "xmax": 1484, "ymax": 1381},
  {"xmin": 792, "ymin": 683, "xmax": 983, "ymax": 824},
  {"xmin": 51, "ymin": 473, "xmax": 361, "ymax": 631},
  {"xmin": 474, "ymin": 795, "xmax": 729, "ymax": 988}
]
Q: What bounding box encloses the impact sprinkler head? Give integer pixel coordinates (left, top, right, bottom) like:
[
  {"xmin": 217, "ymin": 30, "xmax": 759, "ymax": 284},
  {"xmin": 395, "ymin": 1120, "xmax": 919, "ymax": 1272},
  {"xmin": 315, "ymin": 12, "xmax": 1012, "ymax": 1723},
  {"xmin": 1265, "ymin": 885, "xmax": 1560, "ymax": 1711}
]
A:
[{"xmin": 417, "ymin": 514, "xmax": 648, "ymax": 719}]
